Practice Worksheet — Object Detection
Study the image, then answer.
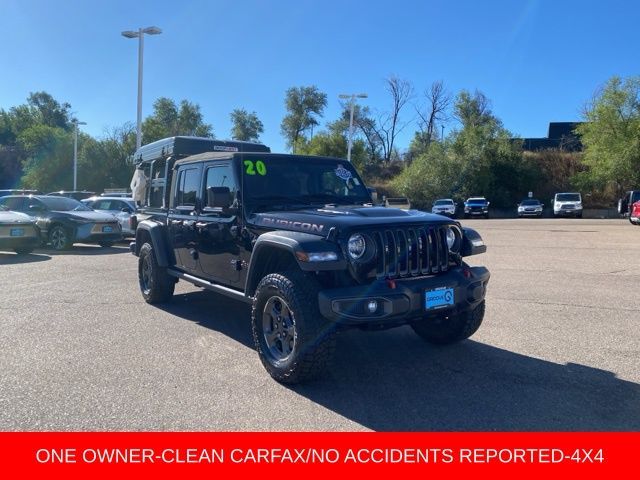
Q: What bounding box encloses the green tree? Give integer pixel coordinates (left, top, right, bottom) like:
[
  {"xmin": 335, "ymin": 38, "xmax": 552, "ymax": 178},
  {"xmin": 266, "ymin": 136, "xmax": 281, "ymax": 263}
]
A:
[
  {"xmin": 142, "ymin": 97, "xmax": 213, "ymax": 144},
  {"xmin": 229, "ymin": 108, "xmax": 264, "ymax": 142},
  {"xmin": 297, "ymin": 120, "xmax": 367, "ymax": 170},
  {"xmin": 393, "ymin": 90, "xmax": 529, "ymax": 209},
  {"xmin": 576, "ymin": 76, "xmax": 640, "ymax": 193},
  {"xmin": 78, "ymin": 124, "xmax": 136, "ymax": 192},
  {"xmin": 280, "ymin": 86, "xmax": 327, "ymax": 152},
  {"xmin": 18, "ymin": 125, "xmax": 74, "ymax": 191}
]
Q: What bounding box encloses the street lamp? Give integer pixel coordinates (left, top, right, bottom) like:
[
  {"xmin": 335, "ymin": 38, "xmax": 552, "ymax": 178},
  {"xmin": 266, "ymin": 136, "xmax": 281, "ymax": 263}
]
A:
[
  {"xmin": 72, "ymin": 119, "xmax": 87, "ymax": 190},
  {"xmin": 338, "ymin": 93, "xmax": 368, "ymax": 162},
  {"xmin": 121, "ymin": 26, "xmax": 162, "ymax": 151}
]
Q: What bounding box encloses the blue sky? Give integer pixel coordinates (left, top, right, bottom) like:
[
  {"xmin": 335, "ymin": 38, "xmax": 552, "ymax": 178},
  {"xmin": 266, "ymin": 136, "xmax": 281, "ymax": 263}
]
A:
[{"xmin": 1, "ymin": 0, "xmax": 638, "ymax": 153}]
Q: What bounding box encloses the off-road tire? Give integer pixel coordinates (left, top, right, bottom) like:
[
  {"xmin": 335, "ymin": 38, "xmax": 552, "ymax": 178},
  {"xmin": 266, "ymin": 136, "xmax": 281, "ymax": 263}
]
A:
[
  {"xmin": 412, "ymin": 301, "xmax": 485, "ymax": 345},
  {"xmin": 49, "ymin": 225, "xmax": 72, "ymax": 250},
  {"xmin": 14, "ymin": 248, "xmax": 34, "ymax": 255},
  {"xmin": 138, "ymin": 242, "xmax": 175, "ymax": 304},
  {"xmin": 251, "ymin": 270, "xmax": 336, "ymax": 384}
]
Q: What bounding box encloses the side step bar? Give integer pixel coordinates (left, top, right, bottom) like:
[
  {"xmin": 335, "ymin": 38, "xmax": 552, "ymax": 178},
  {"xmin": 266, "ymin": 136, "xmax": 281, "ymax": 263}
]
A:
[{"xmin": 167, "ymin": 268, "xmax": 253, "ymax": 304}]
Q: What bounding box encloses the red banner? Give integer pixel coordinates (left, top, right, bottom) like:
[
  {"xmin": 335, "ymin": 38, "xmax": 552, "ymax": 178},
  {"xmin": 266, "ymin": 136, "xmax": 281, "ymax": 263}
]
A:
[{"xmin": 0, "ymin": 432, "xmax": 635, "ymax": 478}]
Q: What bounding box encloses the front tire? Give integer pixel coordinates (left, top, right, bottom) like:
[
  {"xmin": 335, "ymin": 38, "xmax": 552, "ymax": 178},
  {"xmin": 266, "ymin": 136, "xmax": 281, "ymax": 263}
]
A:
[
  {"xmin": 251, "ymin": 270, "xmax": 336, "ymax": 384},
  {"xmin": 412, "ymin": 301, "xmax": 485, "ymax": 345},
  {"xmin": 138, "ymin": 242, "xmax": 175, "ymax": 304},
  {"xmin": 49, "ymin": 225, "xmax": 71, "ymax": 250}
]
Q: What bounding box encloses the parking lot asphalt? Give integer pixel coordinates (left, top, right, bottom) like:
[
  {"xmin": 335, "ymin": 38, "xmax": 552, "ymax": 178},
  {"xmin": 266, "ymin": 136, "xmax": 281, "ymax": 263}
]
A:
[{"xmin": 0, "ymin": 219, "xmax": 638, "ymax": 431}]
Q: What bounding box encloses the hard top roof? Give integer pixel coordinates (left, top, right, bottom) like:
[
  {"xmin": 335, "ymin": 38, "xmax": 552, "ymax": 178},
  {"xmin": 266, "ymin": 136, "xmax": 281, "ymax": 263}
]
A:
[{"xmin": 133, "ymin": 136, "xmax": 270, "ymax": 164}]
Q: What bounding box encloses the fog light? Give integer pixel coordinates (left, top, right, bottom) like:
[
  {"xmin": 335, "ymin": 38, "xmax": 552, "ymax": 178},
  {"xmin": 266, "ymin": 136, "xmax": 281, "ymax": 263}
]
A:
[{"xmin": 367, "ymin": 300, "xmax": 378, "ymax": 313}]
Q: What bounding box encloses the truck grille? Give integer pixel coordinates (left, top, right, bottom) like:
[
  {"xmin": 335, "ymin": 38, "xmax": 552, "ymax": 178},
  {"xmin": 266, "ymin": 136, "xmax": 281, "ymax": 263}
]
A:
[{"xmin": 372, "ymin": 226, "xmax": 451, "ymax": 279}]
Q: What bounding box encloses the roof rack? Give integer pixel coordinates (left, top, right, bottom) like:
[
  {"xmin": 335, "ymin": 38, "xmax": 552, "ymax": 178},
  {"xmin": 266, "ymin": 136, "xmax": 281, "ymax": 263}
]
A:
[{"xmin": 131, "ymin": 136, "xmax": 270, "ymax": 165}]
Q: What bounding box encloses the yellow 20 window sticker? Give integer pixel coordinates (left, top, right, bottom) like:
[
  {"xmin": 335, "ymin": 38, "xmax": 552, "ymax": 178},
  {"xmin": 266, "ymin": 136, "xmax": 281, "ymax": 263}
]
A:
[{"xmin": 244, "ymin": 160, "xmax": 267, "ymax": 176}]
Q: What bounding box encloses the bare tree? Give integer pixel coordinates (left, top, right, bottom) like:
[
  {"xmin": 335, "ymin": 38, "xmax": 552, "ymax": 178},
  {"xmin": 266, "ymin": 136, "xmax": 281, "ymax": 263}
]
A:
[
  {"xmin": 415, "ymin": 80, "xmax": 450, "ymax": 144},
  {"xmin": 369, "ymin": 76, "xmax": 414, "ymax": 163}
]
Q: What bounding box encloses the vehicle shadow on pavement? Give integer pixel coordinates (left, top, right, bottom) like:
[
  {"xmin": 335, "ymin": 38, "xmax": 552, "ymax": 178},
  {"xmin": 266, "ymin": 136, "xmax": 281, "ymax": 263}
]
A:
[
  {"xmin": 155, "ymin": 290, "xmax": 640, "ymax": 432},
  {"xmin": 38, "ymin": 245, "xmax": 131, "ymax": 256},
  {"xmin": 293, "ymin": 329, "xmax": 640, "ymax": 431},
  {"xmin": 157, "ymin": 290, "xmax": 254, "ymax": 349},
  {"xmin": 0, "ymin": 252, "xmax": 51, "ymax": 264}
]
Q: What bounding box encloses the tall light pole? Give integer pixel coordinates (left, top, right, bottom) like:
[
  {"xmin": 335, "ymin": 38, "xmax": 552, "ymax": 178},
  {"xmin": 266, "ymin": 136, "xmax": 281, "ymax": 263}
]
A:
[
  {"xmin": 338, "ymin": 93, "xmax": 367, "ymax": 162},
  {"xmin": 72, "ymin": 119, "xmax": 86, "ymax": 190},
  {"xmin": 121, "ymin": 26, "xmax": 162, "ymax": 151}
]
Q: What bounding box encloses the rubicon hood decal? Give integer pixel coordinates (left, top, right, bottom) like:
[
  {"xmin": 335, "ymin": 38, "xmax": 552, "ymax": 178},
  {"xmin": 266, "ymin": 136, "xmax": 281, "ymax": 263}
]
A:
[
  {"xmin": 249, "ymin": 206, "xmax": 453, "ymax": 235},
  {"xmin": 259, "ymin": 216, "xmax": 325, "ymax": 233}
]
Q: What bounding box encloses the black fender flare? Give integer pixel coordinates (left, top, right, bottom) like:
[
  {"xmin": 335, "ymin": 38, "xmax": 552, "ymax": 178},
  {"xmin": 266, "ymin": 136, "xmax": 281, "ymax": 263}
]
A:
[
  {"xmin": 135, "ymin": 220, "xmax": 174, "ymax": 267},
  {"xmin": 245, "ymin": 230, "xmax": 345, "ymax": 296},
  {"xmin": 461, "ymin": 227, "xmax": 487, "ymax": 256}
]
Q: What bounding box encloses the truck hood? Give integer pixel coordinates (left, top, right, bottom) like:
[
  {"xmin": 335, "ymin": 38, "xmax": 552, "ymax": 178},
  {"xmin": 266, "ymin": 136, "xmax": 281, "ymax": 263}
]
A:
[{"xmin": 248, "ymin": 206, "xmax": 454, "ymax": 236}]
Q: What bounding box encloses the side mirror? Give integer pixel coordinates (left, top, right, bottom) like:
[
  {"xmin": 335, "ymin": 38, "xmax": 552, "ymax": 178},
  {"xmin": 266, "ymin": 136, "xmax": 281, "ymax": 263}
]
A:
[
  {"xmin": 207, "ymin": 186, "xmax": 231, "ymax": 209},
  {"xmin": 121, "ymin": 207, "xmax": 132, "ymax": 213},
  {"xmin": 541, "ymin": 204, "xmax": 545, "ymax": 208}
]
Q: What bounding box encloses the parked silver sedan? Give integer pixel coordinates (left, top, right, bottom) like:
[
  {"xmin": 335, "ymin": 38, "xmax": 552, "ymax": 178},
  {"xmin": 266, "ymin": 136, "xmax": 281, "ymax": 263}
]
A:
[
  {"xmin": 0, "ymin": 205, "xmax": 40, "ymax": 254},
  {"xmin": 82, "ymin": 196, "xmax": 137, "ymax": 237}
]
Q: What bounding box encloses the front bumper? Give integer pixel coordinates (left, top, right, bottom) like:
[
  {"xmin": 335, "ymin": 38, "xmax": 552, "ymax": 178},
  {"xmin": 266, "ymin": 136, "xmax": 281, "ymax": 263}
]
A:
[
  {"xmin": 554, "ymin": 208, "xmax": 582, "ymax": 217},
  {"xmin": 318, "ymin": 265, "xmax": 490, "ymax": 326},
  {"xmin": 0, "ymin": 236, "xmax": 40, "ymax": 250},
  {"xmin": 519, "ymin": 210, "xmax": 543, "ymax": 216},
  {"xmin": 74, "ymin": 223, "xmax": 123, "ymax": 243},
  {"xmin": 432, "ymin": 209, "xmax": 455, "ymax": 216},
  {"xmin": 465, "ymin": 210, "xmax": 488, "ymax": 216}
]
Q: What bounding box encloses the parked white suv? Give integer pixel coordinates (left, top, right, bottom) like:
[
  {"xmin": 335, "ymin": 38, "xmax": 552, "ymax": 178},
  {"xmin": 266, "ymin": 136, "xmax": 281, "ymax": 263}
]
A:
[
  {"xmin": 553, "ymin": 192, "xmax": 582, "ymax": 218},
  {"xmin": 431, "ymin": 198, "xmax": 456, "ymax": 217}
]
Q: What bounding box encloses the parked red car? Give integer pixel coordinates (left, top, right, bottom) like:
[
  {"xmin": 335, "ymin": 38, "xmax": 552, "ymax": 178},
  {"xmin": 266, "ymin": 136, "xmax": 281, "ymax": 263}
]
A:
[{"xmin": 630, "ymin": 201, "xmax": 640, "ymax": 225}]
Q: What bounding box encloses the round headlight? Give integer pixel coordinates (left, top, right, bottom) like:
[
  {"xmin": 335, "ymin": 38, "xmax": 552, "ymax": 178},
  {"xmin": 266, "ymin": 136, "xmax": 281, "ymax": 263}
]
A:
[
  {"xmin": 446, "ymin": 228, "xmax": 456, "ymax": 249},
  {"xmin": 348, "ymin": 233, "xmax": 366, "ymax": 260},
  {"xmin": 445, "ymin": 226, "xmax": 461, "ymax": 253}
]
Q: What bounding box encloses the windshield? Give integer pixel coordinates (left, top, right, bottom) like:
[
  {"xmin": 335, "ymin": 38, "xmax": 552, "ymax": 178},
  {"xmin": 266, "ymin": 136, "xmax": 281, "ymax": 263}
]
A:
[
  {"xmin": 466, "ymin": 199, "xmax": 487, "ymax": 205},
  {"xmin": 242, "ymin": 156, "xmax": 370, "ymax": 207},
  {"xmin": 39, "ymin": 196, "xmax": 92, "ymax": 211},
  {"xmin": 434, "ymin": 200, "xmax": 453, "ymax": 206},
  {"xmin": 556, "ymin": 193, "xmax": 581, "ymax": 202},
  {"xmin": 521, "ymin": 199, "xmax": 541, "ymax": 206}
]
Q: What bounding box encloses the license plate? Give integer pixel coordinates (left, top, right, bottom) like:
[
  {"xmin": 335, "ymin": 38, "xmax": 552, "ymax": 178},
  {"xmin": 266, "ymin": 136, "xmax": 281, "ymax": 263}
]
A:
[
  {"xmin": 425, "ymin": 288, "xmax": 455, "ymax": 310},
  {"xmin": 10, "ymin": 228, "xmax": 24, "ymax": 237},
  {"xmin": 102, "ymin": 225, "xmax": 113, "ymax": 233}
]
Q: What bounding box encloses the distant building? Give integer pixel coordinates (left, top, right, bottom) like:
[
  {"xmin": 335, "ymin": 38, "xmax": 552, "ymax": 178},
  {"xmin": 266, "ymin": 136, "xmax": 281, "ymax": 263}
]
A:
[{"xmin": 521, "ymin": 122, "xmax": 584, "ymax": 152}]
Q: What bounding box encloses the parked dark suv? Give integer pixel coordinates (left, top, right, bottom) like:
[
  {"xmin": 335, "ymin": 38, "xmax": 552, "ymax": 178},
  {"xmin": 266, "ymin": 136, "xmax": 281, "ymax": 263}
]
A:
[{"xmin": 130, "ymin": 137, "xmax": 490, "ymax": 384}]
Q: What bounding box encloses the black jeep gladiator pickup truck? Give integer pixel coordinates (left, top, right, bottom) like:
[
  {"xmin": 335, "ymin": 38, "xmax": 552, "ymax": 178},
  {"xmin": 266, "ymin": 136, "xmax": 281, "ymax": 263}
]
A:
[{"xmin": 130, "ymin": 137, "xmax": 490, "ymax": 383}]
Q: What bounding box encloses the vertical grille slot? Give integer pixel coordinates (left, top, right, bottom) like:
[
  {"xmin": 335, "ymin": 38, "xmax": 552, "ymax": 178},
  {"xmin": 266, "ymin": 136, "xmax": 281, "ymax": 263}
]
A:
[
  {"xmin": 397, "ymin": 229, "xmax": 408, "ymax": 275},
  {"xmin": 374, "ymin": 225, "xmax": 450, "ymax": 279},
  {"xmin": 385, "ymin": 230, "xmax": 397, "ymax": 277},
  {"xmin": 407, "ymin": 229, "xmax": 420, "ymax": 275}
]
